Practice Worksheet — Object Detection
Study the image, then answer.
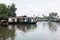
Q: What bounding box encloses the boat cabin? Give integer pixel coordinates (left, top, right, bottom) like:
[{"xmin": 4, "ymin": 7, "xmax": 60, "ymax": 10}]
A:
[
  {"xmin": 8, "ymin": 17, "xmax": 17, "ymax": 24},
  {"xmin": 17, "ymin": 16, "xmax": 37, "ymax": 24}
]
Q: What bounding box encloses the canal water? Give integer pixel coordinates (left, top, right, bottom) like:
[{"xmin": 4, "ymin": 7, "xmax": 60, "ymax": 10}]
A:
[{"xmin": 0, "ymin": 22, "xmax": 60, "ymax": 40}]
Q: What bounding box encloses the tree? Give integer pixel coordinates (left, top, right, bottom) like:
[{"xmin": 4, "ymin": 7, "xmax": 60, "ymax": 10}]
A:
[
  {"xmin": 0, "ymin": 3, "xmax": 17, "ymax": 19},
  {"xmin": 49, "ymin": 12, "xmax": 58, "ymax": 19},
  {"xmin": 0, "ymin": 4, "xmax": 8, "ymax": 19},
  {"xmin": 9, "ymin": 3, "xmax": 17, "ymax": 17}
]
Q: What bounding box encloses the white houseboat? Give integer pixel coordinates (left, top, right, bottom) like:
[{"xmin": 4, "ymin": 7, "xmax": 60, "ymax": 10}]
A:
[{"xmin": 8, "ymin": 17, "xmax": 17, "ymax": 24}]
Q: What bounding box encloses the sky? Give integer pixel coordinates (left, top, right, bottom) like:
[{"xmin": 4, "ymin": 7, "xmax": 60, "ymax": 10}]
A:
[{"xmin": 0, "ymin": 0, "xmax": 60, "ymax": 17}]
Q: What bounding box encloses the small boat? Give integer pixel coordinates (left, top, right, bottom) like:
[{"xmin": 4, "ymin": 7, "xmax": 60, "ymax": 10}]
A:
[{"xmin": 0, "ymin": 20, "xmax": 8, "ymax": 26}]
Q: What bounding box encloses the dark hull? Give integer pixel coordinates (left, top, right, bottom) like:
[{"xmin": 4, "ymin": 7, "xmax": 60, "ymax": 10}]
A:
[
  {"xmin": 18, "ymin": 22, "xmax": 37, "ymax": 24},
  {"xmin": 8, "ymin": 22, "xmax": 17, "ymax": 24},
  {"xmin": 0, "ymin": 23, "xmax": 8, "ymax": 26},
  {"xmin": 8, "ymin": 22, "xmax": 37, "ymax": 24}
]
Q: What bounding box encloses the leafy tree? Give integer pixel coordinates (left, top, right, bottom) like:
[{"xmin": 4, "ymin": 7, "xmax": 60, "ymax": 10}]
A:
[
  {"xmin": 0, "ymin": 3, "xmax": 17, "ymax": 19},
  {"xmin": 49, "ymin": 12, "xmax": 58, "ymax": 19},
  {"xmin": 9, "ymin": 3, "xmax": 17, "ymax": 17},
  {"xmin": 0, "ymin": 4, "xmax": 8, "ymax": 19}
]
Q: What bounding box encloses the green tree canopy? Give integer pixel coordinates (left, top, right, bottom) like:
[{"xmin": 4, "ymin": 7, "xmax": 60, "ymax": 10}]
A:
[
  {"xmin": 8, "ymin": 3, "xmax": 17, "ymax": 17},
  {"xmin": 47, "ymin": 12, "xmax": 58, "ymax": 20},
  {"xmin": 49, "ymin": 12, "xmax": 58, "ymax": 17},
  {"xmin": 0, "ymin": 3, "xmax": 17, "ymax": 19},
  {"xmin": 0, "ymin": 4, "xmax": 8, "ymax": 19}
]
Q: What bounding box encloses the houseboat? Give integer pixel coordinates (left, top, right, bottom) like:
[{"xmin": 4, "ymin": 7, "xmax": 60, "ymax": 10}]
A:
[
  {"xmin": 8, "ymin": 16, "xmax": 37, "ymax": 24},
  {"xmin": 8, "ymin": 17, "xmax": 17, "ymax": 24},
  {"xmin": 17, "ymin": 16, "xmax": 37, "ymax": 24},
  {"xmin": 0, "ymin": 20, "xmax": 8, "ymax": 26}
]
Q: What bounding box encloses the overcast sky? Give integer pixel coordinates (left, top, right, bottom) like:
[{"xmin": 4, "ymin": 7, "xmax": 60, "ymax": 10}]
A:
[{"xmin": 0, "ymin": 0, "xmax": 60, "ymax": 17}]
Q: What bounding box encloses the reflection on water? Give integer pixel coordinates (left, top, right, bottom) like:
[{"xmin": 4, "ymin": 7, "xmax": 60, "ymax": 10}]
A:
[
  {"xmin": 0, "ymin": 24, "xmax": 37, "ymax": 40},
  {"xmin": 0, "ymin": 25, "xmax": 15, "ymax": 40},
  {"xmin": 48, "ymin": 22, "xmax": 57, "ymax": 32},
  {"xmin": 43, "ymin": 22, "xmax": 57, "ymax": 32},
  {"xmin": 43, "ymin": 22, "xmax": 60, "ymax": 32},
  {"xmin": 17, "ymin": 24, "xmax": 37, "ymax": 32},
  {"xmin": 0, "ymin": 22, "xmax": 60, "ymax": 40}
]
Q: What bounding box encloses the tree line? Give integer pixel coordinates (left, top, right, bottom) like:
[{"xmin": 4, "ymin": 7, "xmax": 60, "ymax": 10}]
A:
[
  {"xmin": 43, "ymin": 12, "xmax": 59, "ymax": 20},
  {"xmin": 0, "ymin": 3, "xmax": 17, "ymax": 19}
]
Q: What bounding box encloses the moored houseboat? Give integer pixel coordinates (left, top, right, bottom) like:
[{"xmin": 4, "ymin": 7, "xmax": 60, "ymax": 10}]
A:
[
  {"xmin": 0, "ymin": 20, "xmax": 8, "ymax": 26},
  {"xmin": 8, "ymin": 17, "xmax": 17, "ymax": 24},
  {"xmin": 17, "ymin": 16, "xmax": 37, "ymax": 24},
  {"xmin": 8, "ymin": 16, "xmax": 37, "ymax": 24}
]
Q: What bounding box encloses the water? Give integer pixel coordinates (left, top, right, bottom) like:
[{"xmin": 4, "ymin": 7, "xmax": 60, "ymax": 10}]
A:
[{"xmin": 0, "ymin": 22, "xmax": 60, "ymax": 40}]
